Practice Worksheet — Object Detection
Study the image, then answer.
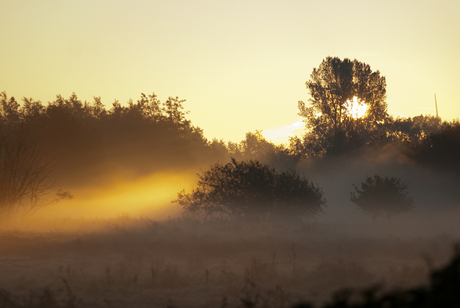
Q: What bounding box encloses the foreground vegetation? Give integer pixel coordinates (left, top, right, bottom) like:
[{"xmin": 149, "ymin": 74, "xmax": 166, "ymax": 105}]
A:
[{"xmin": 0, "ymin": 216, "xmax": 458, "ymax": 308}]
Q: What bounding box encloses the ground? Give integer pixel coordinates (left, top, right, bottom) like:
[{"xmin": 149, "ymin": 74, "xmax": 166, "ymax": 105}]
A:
[{"xmin": 0, "ymin": 214, "xmax": 458, "ymax": 308}]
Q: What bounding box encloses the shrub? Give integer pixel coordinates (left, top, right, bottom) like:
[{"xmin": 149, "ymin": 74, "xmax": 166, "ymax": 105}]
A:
[
  {"xmin": 293, "ymin": 247, "xmax": 460, "ymax": 308},
  {"xmin": 350, "ymin": 175, "xmax": 413, "ymax": 222},
  {"xmin": 175, "ymin": 159, "xmax": 326, "ymax": 220}
]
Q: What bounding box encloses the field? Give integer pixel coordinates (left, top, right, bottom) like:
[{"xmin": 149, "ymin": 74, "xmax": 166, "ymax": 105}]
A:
[{"xmin": 1, "ymin": 213, "xmax": 459, "ymax": 308}]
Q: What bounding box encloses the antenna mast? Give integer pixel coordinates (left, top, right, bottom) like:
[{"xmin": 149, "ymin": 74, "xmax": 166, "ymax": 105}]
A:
[{"xmin": 434, "ymin": 93, "xmax": 439, "ymax": 118}]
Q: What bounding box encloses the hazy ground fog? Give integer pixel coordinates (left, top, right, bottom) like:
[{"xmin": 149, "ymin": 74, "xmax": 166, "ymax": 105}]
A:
[{"xmin": 1, "ymin": 208, "xmax": 459, "ymax": 308}]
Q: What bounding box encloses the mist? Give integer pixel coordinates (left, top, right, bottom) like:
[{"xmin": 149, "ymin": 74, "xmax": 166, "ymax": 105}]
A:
[
  {"xmin": 297, "ymin": 143, "xmax": 460, "ymax": 239},
  {"xmin": 0, "ymin": 90, "xmax": 459, "ymax": 308}
]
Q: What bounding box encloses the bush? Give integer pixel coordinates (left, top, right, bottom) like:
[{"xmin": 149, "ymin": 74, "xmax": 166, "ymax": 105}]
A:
[
  {"xmin": 350, "ymin": 175, "xmax": 413, "ymax": 222},
  {"xmin": 175, "ymin": 159, "xmax": 326, "ymax": 220},
  {"xmin": 293, "ymin": 247, "xmax": 460, "ymax": 308}
]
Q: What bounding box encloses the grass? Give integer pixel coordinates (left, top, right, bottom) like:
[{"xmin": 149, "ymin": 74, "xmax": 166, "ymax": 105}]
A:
[{"xmin": 0, "ymin": 215, "xmax": 458, "ymax": 307}]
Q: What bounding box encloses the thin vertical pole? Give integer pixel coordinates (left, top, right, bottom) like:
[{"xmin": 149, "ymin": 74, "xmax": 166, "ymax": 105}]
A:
[{"xmin": 434, "ymin": 93, "xmax": 439, "ymax": 118}]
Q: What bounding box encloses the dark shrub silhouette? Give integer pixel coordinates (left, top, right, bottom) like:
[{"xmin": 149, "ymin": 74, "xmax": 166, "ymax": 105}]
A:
[
  {"xmin": 293, "ymin": 247, "xmax": 460, "ymax": 308},
  {"xmin": 175, "ymin": 159, "xmax": 326, "ymax": 220},
  {"xmin": 350, "ymin": 175, "xmax": 413, "ymax": 222}
]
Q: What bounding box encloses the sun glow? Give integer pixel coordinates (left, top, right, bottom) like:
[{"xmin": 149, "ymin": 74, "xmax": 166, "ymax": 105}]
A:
[
  {"xmin": 34, "ymin": 172, "xmax": 197, "ymax": 220},
  {"xmin": 344, "ymin": 97, "xmax": 368, "ymax": 119}
]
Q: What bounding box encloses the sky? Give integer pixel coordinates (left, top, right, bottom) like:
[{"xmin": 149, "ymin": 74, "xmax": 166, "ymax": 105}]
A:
[{"xmin": 1, "ymin": 0, "xmax": 459, "ymax": 144}]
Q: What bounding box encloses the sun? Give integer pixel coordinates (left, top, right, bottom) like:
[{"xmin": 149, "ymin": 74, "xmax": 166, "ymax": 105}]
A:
[{"xmin": 344, "ymin": 96, "xmax": 368, "ymax": 119}]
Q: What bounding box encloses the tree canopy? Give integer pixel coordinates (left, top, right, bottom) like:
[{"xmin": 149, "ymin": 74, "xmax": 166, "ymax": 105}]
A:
[
  {"xmin": 0, "ymin": 92, "xmax": 228, "ymax": 188},
  {"xmin": 175, "ymin": 159, "xmax": 326, "ymax": 220},
  {"xmin": 350, "ymin": 175, "xmax": 414, "ymax": 222},
  {"xmin": 416, "ymin": 122, "xmax": 460, "ymax": 172},
  {"xmin": 298, "ymin": 57, "xmax": 389, "ymax": 157}
]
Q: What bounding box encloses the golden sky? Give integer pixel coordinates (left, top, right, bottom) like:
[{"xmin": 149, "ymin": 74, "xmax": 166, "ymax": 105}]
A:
[{"xmin": 1, "ymin": 0, "xmax": 459, "ymax": 144}]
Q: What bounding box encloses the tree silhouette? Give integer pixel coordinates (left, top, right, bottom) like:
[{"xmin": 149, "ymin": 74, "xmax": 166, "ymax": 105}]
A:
[
  {"xmin": 0, "ymin": 106, "xmax": 73, "ymax": 219},
  {"xmin": 175, "ymin": 159, "xmax": 325, "ymax": 220},
  {"xmin": 298, "ymin": 57, "xmax": 388, "ymax": 157},
  {"xmin": 3, "ymin": 92, "xmax": 220, "ymax": 186},
  {"xmin": 383, "ymin": 115, "xmax": 442, "ymax": 145},
  {"xmin": 350, "ymin": 175, "xmax": 413, "ymax": 222},
  {"xmin": 235, "ymin": 131, "xmax": 299, "ymax": 170},
  {"xmin": 416, "ymin": 122, "xmax": 460, "ymax": 173}
]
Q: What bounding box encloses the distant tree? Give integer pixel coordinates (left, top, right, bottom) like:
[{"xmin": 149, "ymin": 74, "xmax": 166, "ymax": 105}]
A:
[
  {"xmin": 386, "ymin": 115, "xmax": 442, "ymax": 144},
  {"xmin": 350, "ymin": 175, "xmax": 413, "ymax": 222},
  {"xmin": 239, "ymin": 131, "xmax": 299, "ymax": 170},
  {"xmin": 206, "ymin": 139, "xmax": 230, "ymax": 162},
  {"xmin": 415, "ymin": 121, "xmax": 460, "ymax": 173},
  {"xmin": 298, "ymin": 57, "xmax": 389, "ymax": 157},
  {"xmin": 175, "ymin": 159, "xmax": 325, "ymax": 220}
]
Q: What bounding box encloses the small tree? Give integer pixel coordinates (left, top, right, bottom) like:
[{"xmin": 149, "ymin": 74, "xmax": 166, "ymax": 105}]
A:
[
  {"xmin": 350, "ymin": 175, "xmax": 413, "ymax": 222},
  {"xmin": 0, "ymin": 123, "xmax": 72, "ymax": 220},
  {"xmin": 175, "ymin": 159, "xmax": 325, "ymax": 220}
]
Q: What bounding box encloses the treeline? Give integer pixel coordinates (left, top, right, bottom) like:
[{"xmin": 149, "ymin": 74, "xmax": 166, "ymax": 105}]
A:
[
  {"xmin": 291, "ymin": 113, "xmax": 460, "ymax": 171},
  {"xmin": 0, "ymin": 92, "xmax": 218, "ymax": 188},
  {"xmin": 0, "ymin": 91, "xmax": 459, "ymax": 190}
]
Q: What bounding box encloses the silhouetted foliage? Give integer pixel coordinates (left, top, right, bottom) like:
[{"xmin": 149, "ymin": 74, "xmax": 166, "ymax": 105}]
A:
[
  {"xmin": 0, "ymin": 93, "xmax": 73, "ymax": 219},
  {"xmin": 231, "ymin": 131, "xmax": 300, "ymax": 171},
  {"xmin": 175, "ymin": 159, "xmax": 325, "ymax": 220},
  {"xmin": 0, "ymin": 91, "xmax": 227, "ymax": 189},
  {"xmin": 293, "ymin": 247, "xmax": 460, "ymax": 308},
  {"xmin": 350, "ymin": 175, "xmax": 413, "ymax": 222},
  {"xmin": 387, "ymin": 115, "xmax": 442, "ymax": 144},
  {"xmin": 1, "ymin": 86, "xmax": 457, "ymax": 221},
  {"xmin": 0, "ymin": 284, "xmax": 78, "ymax": 308},
  {"xmin": 416, "ymin": 121, "xmax": 460, "ymax": 173},
  {"xmin": 0, "ymin": 125, "xmax": 51, "ymax": 219},
  {"xmin": 298, "ymin": 57, "xmax": 389, "ymax": 157}
]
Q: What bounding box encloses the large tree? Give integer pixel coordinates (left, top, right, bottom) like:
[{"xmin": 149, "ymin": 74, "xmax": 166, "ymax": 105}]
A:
[{"xmin": 298, "ymin": 57, "xmax": 389, "ymax": 156}]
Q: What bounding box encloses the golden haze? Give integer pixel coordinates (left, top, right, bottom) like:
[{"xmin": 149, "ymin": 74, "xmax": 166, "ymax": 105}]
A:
[{"xmin": 35, "ymin": 172, "xmax": 197, "ymax": 220}]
